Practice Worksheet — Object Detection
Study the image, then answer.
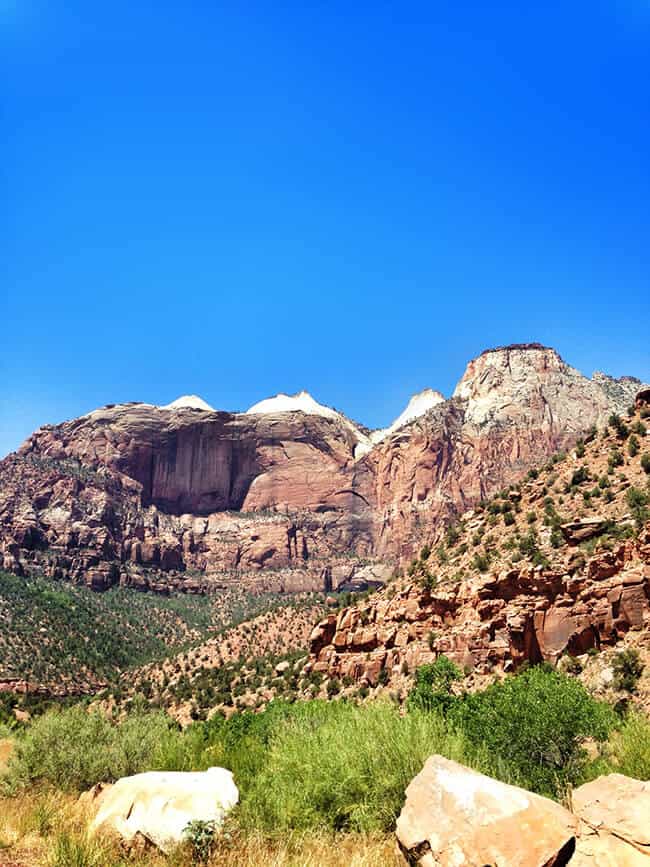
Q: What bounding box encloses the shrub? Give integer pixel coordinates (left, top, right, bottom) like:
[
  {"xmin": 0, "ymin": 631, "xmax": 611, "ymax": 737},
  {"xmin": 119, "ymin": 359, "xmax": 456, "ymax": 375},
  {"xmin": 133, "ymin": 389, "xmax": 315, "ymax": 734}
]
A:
[
  {"xmin": 4, "ymin": 706, "xmax": 183, "ymax": 792},
  {"xmin": 608, "ymin": 449, "xmax": 624, "ymax": 470},
  {"xmin": 612, "ymin": 649, "xmax": 644, "ymax": 693},
  {"xmin": 628, "ymin": 435, "xmax": 640, "ymax": 458},
  {"xmin": 472, "ymin": 552, "xmax": 490, "ymax": 573},
  {"xmin": 571, "ymin": 466, "xmax": 590, "ymax": 487},
  {"xmin": 449, "ymin": 666, "xmax": 615, "ymax": 798},
  {"xmin": 445, "ymin": 525, "xmax": 460, "ymax": 546},
  {"xmin": 642, "ymin": 453, "xmax": 650, "ymax": 475},
  {"xmin": 407, "ymin": 656, "xmax": 462, "ymax": 715},
  {"xmin": 183, "ymin": 819, "xmax": 218, "ymax": 864},
  {"xmin": 626, "ymin": 487, "xmax": 649, "ymax": 529},
  {"xmin": 609, "ymin": 413, "xmax": 629, "ymax": 439},
  {"xmin": 239, "ymin": 700, "xmax": 483, "ymax": 833}
]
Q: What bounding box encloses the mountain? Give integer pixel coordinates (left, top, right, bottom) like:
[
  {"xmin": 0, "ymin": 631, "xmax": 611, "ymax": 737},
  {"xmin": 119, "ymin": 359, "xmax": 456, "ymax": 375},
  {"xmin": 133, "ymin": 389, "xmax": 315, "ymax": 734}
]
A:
[
  {"xmin": 0, "ymin": 344, "xmax": 645, "ymax": 595},
  {"xmin": 306, "ymin": 390, "xmax": 650, "ymax": 701}
]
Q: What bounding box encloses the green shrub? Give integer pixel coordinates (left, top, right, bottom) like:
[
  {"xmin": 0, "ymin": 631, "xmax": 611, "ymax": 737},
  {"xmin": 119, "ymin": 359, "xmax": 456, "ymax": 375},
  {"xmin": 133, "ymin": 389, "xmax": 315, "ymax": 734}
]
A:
[
  {"xmin": 609, "ymin": 413, "xmax": 629, "ymax": 439},
  {"xmin": 448, "ymin": 666, "xmax": 615, "ymax": 798},
  {"xmin": 642, "ymin": 453, "xmax": 650, "ymax": 474},
  {"xmin": 407, "ymin": 656, "xmax": 462, "ymax": 715},
  {"xmin": 4, "ymin": 706, "xmax": 183, "ymax": 792},
  {"xmin": 571, "ymin": 466, "xmax": 590, "ymax": 487},
  {"xmin": 612, "ymin": 649, "xmax": 644, "ymax": 693},
  {"xmin": 626, "ymin": 487, "xmax": 649, "ymax": 529},
  {"xmin": 183, "ymin": 819, "xmax": 218, "ymax": 864},
  {"xmin": 608, "ymin": 449, "xmax": 624, "ymax": 470}
]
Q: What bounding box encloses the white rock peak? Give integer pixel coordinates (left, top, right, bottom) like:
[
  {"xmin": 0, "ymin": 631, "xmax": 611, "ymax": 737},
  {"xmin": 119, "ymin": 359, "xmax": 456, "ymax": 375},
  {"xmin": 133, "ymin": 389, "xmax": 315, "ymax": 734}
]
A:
[
  {"xmin": 245, "ymin": 390, "xmax": 341, "ymax": 420},
  {"xmin": 163, "ymin": 395, "xmax": 215, "ymax": 412},
  {"xmin": 371, "ymin": 388, "xmax": 445, "ymax": 443}
]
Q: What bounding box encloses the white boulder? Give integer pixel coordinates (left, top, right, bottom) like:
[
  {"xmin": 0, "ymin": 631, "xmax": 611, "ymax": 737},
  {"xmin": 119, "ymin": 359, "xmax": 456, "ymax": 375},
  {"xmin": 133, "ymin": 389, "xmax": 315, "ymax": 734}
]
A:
[{"xmin": 89, "ymin": 767, "xmax": 238, "ymax": 853}]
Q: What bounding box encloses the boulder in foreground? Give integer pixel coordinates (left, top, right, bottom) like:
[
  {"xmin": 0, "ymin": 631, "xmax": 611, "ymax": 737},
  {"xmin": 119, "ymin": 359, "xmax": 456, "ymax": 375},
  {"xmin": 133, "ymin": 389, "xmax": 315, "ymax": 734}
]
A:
[
  {"xmin": 396, "ymin": 755, "xmax": 578, "ymax": 866},
  {"xmin": 571, "ymin": 773, "xmax": 650, "ymax": 866},
  {"xmin": 87, "ymin": 767, "xmax": 238, "ymax": 853}
]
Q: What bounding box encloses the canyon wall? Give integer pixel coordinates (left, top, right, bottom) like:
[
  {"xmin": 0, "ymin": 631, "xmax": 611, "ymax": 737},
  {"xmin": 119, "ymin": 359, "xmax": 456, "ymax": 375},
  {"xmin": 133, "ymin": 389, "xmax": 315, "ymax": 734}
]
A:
[{"xmin": 0, "ymin": 344, "xmax": 644, "ymax": 592}]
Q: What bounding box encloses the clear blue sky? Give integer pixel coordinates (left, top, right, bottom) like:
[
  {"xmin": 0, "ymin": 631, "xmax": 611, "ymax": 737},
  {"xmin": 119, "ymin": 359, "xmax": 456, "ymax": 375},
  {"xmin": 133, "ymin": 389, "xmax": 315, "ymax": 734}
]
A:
[{"xmin": 2, "ymin": 2, "xmax": 649, "ymax": 457}]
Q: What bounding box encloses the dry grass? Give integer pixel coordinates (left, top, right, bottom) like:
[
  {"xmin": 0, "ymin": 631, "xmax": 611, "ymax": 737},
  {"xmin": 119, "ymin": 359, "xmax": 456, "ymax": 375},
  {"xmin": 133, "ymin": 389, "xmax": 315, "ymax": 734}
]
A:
[
  {"xmin": 0, "ymin": 739, "xmax": 14, "ymax": 773},
  {"xmin": 210, "ymin": 830, "xmax": 402, "ymax": 866},
  {"xmin": 0, "ymin": 790, "xmax": 400, "ymax": 867}
]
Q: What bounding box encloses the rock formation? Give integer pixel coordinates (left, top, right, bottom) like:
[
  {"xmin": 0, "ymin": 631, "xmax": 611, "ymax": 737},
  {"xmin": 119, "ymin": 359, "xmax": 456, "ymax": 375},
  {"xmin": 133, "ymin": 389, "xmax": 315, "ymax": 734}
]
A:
[
  {"xmin": 305, "ymin": 402, "xmax": 650, "ymax": 689},
  {"xmin": 396, "ymin": 757, "xmax": 650, "ymax": 866},
  {"xmin": 0, "ymin": 344, "xmax": 644, "ymax": 593},
  {"xmin": 86, "ymin": 767, "xmax": 238, "ymax": 853}
]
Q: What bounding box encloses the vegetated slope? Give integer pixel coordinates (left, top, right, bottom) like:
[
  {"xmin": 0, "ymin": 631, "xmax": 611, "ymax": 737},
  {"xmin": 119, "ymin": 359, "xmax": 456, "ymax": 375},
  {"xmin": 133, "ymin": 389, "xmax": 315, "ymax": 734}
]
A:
[
  {"xmin": 110, "ymin": 596, "xmax": 329, "ymax": 723},
  {"xmin": 0, "ymin": 345, "xmax": 644, "ymax": 597},
  {"xmin": 0, "ymin": 575, "xmax": 323, "ymax": 694},
  {"xmin": 306, "ymin": 401, "xmax": 650, "ymax": 706}
]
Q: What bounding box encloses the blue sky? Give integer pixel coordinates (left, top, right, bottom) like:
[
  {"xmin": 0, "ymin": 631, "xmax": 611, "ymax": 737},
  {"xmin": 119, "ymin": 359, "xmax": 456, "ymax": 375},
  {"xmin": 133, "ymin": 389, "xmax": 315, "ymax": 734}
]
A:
[{"xmin": 2, "ymin": 1, "xmax": 649, "ymax": 456}]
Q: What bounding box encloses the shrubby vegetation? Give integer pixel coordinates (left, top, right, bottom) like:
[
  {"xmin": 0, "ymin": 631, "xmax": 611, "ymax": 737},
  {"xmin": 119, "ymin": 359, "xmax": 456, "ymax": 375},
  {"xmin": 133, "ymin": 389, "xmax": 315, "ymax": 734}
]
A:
[
  {"xmin": 0, "ymin": 570, "xmax": 324, "ymax": 688},
  {"xmin": 3, "ymin": 705, "xmax": 184, "ymax": 792},
  {"xmin": 4, "ymin": 663, "xmax": 647, "ymax": 835}
]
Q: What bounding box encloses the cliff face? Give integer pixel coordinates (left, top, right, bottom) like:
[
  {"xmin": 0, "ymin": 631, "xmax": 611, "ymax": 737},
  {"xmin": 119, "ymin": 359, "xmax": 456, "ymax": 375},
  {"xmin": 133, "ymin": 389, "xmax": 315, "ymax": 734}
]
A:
[
  {"xmin": 306, "ymin": 398, "xmax": 650, "ymax": 691},
  {"xmin": 0, "ymin": 345, "xmax": 645, "ymax": 593},
  {"xmin": 368, "ymin": 345, "xmax": 644, "ymax": 560}
]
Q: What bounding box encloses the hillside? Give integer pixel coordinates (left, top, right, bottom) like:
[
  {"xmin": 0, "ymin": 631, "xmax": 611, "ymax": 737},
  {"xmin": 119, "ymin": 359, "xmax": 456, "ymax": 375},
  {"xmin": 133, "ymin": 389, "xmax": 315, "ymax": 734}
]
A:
[
  {"xmin": 106, "ymin": 598, "xmax": 328, "ymax": 724},
  {"xmin": 306, "ymin": 398, "xmax": 650, "ymax": 707},
  {"xmin": 0, "ymin": 575, "xmax": 324, "ymax": 697}
]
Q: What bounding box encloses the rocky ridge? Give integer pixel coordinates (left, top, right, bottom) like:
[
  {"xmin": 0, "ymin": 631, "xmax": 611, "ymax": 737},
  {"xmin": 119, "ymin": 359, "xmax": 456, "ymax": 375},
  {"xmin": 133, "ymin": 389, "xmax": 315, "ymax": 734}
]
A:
[
  {"xmin": 0, "ymin": 344, "xmax": 645, "ymax": 595},
  {"xmin": 305, "ymin": 397, "xmax": 650, "ymax": 703}
]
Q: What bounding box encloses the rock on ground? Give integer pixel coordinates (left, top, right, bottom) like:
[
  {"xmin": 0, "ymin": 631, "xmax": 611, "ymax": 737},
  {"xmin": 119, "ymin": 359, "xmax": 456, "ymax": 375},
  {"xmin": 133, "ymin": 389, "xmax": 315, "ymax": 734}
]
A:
[
  {"xmin": 571, "ymin": 773, "xmax": 650, "ymax": 866},
  {"xmin": 87, "ymin": 767, "xmax": 238, "ymax": 853},
  {"xmin": 396, "ymin": 755, "xmax": 578, "ymax": 866},
  {"xmin": 396, "ymin": 758, "xmax": 650, "ymax": 866}
]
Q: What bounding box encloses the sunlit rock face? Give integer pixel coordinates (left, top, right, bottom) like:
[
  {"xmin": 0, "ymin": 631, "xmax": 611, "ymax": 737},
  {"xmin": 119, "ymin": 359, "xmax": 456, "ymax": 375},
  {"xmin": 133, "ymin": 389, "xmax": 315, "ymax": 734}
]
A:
[{"xmin": 0, "ymin": 344, "xmax": 644, "ymax": 592}]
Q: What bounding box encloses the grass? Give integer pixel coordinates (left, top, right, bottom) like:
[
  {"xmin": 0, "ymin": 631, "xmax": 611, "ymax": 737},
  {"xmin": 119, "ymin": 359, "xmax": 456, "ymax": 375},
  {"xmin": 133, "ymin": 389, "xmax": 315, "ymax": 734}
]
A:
[
  {"xmin": 239, "ymin": 700, "xmax": 497, "ymax": 833},
  {"xmin": 1, "ymin": 668, "xmax": 649, "ymax": 864},
  {"xmin": 0, "ymin": 789, "xmax": 400, "ymax": 866}
]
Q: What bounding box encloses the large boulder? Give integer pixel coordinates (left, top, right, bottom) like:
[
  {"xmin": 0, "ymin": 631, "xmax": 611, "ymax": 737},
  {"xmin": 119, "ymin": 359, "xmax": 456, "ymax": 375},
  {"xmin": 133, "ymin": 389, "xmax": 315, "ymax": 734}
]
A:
[
  {"xmin": 396, "ymin": 755, "xmax": 578, "ymax": 866},
  {"xmin": 571, "ymin": 774, "xmax": 650, "ymax": 866},
  {"xmin": 88, "ymin": 767, "xmax": 238, "ymax": 853}
]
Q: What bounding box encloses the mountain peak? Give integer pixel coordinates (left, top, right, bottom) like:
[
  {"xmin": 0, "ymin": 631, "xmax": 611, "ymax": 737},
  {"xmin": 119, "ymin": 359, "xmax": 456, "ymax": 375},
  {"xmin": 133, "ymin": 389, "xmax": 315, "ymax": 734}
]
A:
[
  {"xmin": 370, "ymin": 388, "xmax": 445, "ymax": 443},
  {"xmin": 246, "ymin": 391, "xmax": 338, "ymax": 419},
  {"xmin": 162, "ymin": 395, "xmax": 215, "ymax": 412}
]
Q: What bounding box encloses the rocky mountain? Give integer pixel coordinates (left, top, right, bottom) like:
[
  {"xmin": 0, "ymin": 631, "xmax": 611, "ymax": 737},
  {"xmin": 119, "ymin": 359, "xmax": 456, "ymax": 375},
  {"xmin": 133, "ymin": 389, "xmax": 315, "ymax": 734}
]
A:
[
  {"xmin": 0, "ymin": 344, "xmax": 645, "ymax": 595},
  {"xmin": 306, "ymin": 392, "xmax": 650, "ymax": 703}
]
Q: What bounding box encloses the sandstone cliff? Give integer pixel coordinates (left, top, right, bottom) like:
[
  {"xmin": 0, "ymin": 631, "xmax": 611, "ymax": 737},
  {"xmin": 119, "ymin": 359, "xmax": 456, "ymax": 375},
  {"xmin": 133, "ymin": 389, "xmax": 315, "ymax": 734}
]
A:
[
  {"xmin": 0, "ymin": 344, "xmax": 644, "ymax": 593},
  {"xmin": 305, "ymin": 396, "xmax": 650, "ymax": 700}
]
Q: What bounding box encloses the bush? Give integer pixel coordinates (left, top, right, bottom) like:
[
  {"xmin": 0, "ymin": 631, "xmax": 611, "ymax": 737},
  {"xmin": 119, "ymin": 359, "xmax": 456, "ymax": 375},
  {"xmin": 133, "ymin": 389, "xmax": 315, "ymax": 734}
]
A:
[
  {"xmin": 4, "ymin": 706, "xmax": 184, "ymax": 792},
  {"xmin": 642, "ymin": 453, "xmax": 650, "ymax": 475},
  {"xmin": 626, "ymin": 487, "xmax": 649, "ymax": 530},
  {"xmin": 448, "ymin": 666, "xmax": 615, "ymax": 798},
  {"xmin": 407, "ymin": 656, "xmax": 463, "ymax": 715},
  {"xmin": 612, "ymin": 649, "xmax": 644, "ymax": 693},
  {"xmin": 239, "ymin": 700, "xmax": 484, "ymax": 833},
  {"xmin": 571, "ymin": 466, "xmax": 590, "ymax": 487}
]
